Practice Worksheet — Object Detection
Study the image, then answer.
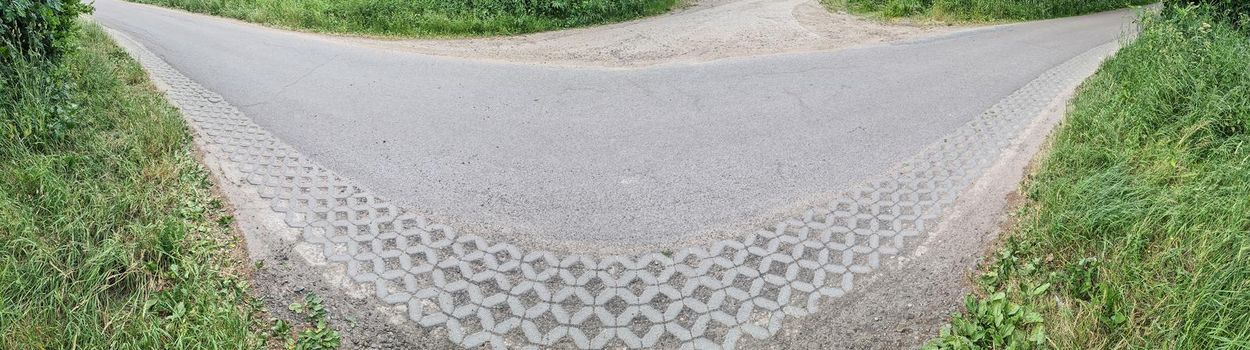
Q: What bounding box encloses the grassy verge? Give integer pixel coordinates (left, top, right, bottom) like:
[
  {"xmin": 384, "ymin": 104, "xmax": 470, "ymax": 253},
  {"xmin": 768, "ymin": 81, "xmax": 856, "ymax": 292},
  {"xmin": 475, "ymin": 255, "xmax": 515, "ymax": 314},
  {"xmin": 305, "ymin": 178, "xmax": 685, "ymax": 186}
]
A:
[
  {"xmin": 823, "ymin": 0, "xmax": 1154, "ymax": 22},
  {"xmin": 128, "ymin": 0, "xmax": 682, "ymax": 38},
  {"xmin": 926, "ymin": 6, "xmax": 1249, "ymax": 349},
  {"xmin": 0, "ymin": 23, "xmax": 270, "ymax": 348}
]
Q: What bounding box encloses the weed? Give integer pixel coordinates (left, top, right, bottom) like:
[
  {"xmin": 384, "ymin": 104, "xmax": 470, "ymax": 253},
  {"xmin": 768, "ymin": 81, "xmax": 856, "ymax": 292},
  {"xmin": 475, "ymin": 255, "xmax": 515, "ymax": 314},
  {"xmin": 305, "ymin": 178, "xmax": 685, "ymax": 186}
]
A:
[
  {"xmin": 927, "ymin": 241, "xmax": 1050, "ymax": 349},
  {"xmin": 928, "ymin": 293, "xmax": 1047, "ymax": 349},
  {"xmin": 280, "ymin": 293, "xmax": 341, "ymax": 350},
  {"xmin": 1061, "ymin": 257, "xmax": 1098, "ymax": 301}
]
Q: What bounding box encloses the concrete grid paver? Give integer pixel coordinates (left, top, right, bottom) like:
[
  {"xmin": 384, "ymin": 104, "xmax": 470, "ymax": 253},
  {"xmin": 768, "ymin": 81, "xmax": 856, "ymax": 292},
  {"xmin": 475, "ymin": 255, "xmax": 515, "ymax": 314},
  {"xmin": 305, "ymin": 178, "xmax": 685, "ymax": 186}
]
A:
[{"xmin": 112, "ymin": 29, "xmax": 1117, "ymax": 349}]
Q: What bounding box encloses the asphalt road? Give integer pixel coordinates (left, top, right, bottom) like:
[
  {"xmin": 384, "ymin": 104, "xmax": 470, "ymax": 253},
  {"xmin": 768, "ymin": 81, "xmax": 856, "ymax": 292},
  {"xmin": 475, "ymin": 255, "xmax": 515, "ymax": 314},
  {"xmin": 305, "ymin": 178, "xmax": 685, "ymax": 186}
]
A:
[
  {"xmin": 94, "ymin": 0, "xmax": 1133, "ymax": 251},
  {"xmin": 95, "ymin": 1, "xmax": 1139, "ymax": 348}
]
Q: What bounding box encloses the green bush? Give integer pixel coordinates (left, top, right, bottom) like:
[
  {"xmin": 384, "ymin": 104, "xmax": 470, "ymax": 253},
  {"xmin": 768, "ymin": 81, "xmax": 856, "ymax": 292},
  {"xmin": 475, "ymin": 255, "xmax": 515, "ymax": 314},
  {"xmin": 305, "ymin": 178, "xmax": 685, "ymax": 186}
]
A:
[
  {"xmin": 1, "ymin": 0, "xmax": 92, "ymax": 153},
  {"xmin": 833, "ymin": 0, "xmax": 1153, "ymax": 21},
  {"xmin": 1170, "ymin": 0, "xmax": 1250, "ymax": 26},
  {"xmin": 939, "ymin": 0, "xmax": 1152, "ymax": 21},
  {"xmin": 0, "ymin": 0, "xmax": 92, "ymax": 62},
  {"xmin": 130, "ymin": 0, "xmax": 679, "ymax": 37}
]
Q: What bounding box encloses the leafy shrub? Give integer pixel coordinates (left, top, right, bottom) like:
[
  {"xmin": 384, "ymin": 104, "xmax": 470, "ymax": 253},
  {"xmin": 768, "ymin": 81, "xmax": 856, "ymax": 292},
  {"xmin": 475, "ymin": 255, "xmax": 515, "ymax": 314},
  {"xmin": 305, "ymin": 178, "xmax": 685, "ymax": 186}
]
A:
[
  {"xmin": 131, "ymin": 0, "xmax": 678, "ymax": 37},
  {"xmin": 835, "ymin": 0, "xmax": 1153, "ymax": 21},
  {"xmin": 929, "ymin": 0, "xmax": 1156, "ymax": 21},
  {"xmin": 1, "ymin": 1, "xmax": 93, "ymax": 152},
  {"xmin": 1170, "ymin": 0, "xmax": 1250, "ymax": 27},
  {"xmin": 0, "ymin": 0, "xmax": 93, "ymax": 62}
]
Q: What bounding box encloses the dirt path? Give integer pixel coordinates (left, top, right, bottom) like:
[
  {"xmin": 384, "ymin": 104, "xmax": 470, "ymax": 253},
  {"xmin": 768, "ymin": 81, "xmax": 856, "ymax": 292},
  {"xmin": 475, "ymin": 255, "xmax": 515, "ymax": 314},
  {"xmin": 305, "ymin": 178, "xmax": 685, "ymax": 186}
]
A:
[{"xmin": 339, "ymin": 0, "xmax": 957, "ymax": 67}]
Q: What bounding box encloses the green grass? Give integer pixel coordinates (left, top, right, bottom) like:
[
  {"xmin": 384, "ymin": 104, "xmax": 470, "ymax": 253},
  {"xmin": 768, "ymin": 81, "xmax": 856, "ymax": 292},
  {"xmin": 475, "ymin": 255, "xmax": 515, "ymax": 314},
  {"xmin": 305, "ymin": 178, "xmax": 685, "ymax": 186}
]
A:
[
  {"xmin": 129, "ymin": 0, "xmax": 682, "ymax": 37},
  {"xmin": 0, "ymin": 23, "xmax": 270, "ymax": 349},
  {"xmin": 823, "ymin": 0, "xmax": 1154, "ymax": 22},
  {"xmin": 926, "ymin": 6, "xmax": 1249, "ymax": 349}
]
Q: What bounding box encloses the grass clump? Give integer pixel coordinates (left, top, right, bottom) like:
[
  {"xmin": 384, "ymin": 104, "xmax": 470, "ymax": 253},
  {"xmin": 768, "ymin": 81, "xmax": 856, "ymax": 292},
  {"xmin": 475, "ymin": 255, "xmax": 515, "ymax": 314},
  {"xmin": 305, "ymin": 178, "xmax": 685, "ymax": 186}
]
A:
[
  {"xmin": 927, "ymin": 5, "xmax": 1250, "ymax": 349},
  {"xmin": 0, "ymin": 21, "xmax": 272, "ymax": 349},
  {"xmin": 129, "ymin": 0, "xmax": 682, "ymax": 37},
  {"xmin": 824, "ymin": 0, "xmax": 1153, "ymax": 22}
]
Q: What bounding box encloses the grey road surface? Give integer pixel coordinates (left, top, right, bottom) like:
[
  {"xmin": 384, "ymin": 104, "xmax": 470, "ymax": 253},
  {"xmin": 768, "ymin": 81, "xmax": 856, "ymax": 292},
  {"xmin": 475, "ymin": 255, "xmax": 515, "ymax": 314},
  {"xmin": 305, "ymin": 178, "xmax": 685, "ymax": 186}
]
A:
[
  {"xmin": 95, "ymin": 0, "xmax": 1132, "ymax": 252},
  {"xmin": 94, "ymin": 1, "xmax": 1137, "ymax": 348}
]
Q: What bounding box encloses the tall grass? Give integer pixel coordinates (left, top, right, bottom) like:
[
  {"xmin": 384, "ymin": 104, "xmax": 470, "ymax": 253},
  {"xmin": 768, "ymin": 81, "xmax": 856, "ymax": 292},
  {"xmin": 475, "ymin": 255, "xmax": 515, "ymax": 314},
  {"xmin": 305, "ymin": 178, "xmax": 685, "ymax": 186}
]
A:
[
  {"xmin": 825, "ymin": 0, "xmax": 1154, "ymax": 21},
  {"xmin": 129, "ymin": 0, "xmax": 681, "ymax": 37},
  {"xmin": 0, "ymin": 23, "xmax": 268, "ymax": 348},
  {"xmin": 927, "ymin": 5, "xmax": 1250, "ymax": 349}
]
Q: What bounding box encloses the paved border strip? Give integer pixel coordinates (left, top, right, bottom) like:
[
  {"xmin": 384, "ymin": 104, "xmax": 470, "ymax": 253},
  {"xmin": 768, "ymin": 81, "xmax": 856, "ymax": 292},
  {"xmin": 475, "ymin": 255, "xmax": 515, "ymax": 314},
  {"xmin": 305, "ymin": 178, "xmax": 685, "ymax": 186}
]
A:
[{"xmin": 107, "ymin": 27, "xmax": 1117, "ymax": 349}]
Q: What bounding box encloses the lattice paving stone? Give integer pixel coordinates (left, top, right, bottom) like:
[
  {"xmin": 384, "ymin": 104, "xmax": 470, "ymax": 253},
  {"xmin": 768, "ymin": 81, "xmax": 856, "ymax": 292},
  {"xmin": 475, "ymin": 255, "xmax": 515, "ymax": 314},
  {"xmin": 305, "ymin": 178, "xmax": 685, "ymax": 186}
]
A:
[{"xmin": 110, "ymin": 28, "xmax": 1117, "ymax": 349}]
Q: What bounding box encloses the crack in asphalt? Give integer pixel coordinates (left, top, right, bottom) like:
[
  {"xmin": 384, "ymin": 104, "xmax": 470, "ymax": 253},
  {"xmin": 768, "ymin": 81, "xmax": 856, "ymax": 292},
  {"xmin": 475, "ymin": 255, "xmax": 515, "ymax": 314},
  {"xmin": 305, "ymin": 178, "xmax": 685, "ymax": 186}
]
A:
[{"xmin": 245, "ymin": 53, "xmax": 343, "ymax": 108}]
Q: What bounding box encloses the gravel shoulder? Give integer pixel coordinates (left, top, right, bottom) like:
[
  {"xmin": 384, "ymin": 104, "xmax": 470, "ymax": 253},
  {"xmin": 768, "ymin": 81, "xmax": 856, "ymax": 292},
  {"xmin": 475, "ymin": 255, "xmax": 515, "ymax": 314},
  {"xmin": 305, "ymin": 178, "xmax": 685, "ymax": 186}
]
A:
[{"xmin": 326, "ymin": 0, "xmax": 961, "ymax": 67}]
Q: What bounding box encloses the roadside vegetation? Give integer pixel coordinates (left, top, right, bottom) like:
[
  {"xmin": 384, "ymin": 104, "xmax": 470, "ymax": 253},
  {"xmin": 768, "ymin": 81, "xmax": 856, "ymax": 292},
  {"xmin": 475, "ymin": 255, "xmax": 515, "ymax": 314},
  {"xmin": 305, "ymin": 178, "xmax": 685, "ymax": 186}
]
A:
[
  {"xmin": 926, "ymin": 2, "xmax": 1249, "ymax": 349},
  {"xmin": 128, "ymin": 0, "xmax": 682, "ymax": 37},
  {"xmin": 0, "ymin": 7, "xmax": 265, "ymax": 349},
  {"xmin": 0, "ymin": 2, "xmax": 339, "ymax": 349},
  {"xmin": 823, "ymin": 0, "xmax": 1155, "ymax": 22}
]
